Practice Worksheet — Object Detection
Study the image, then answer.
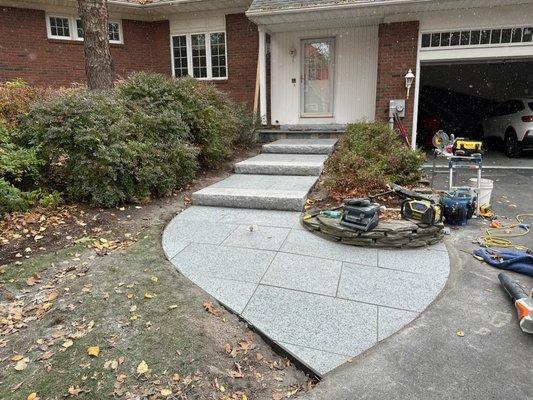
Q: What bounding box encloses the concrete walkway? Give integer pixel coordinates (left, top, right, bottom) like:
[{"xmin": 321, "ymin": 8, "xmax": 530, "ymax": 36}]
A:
[{"xmin": 163, "ymin": 139, "xmax": 450, "ymax": 377}]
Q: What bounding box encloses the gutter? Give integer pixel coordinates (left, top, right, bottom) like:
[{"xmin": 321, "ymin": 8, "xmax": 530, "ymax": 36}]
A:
[
  {"xmin": 107, "ymin": 0, "xmax": 207, "ymax": 8},
  {"xmin": 245, "ymin": 0, "xmax": 436, "ymax": 17}
]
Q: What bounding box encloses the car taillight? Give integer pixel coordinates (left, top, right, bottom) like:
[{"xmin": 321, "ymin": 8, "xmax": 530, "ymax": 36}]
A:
[{"xmin": 522, "ymin": 115, "xmax": 533, "ymax": 122}]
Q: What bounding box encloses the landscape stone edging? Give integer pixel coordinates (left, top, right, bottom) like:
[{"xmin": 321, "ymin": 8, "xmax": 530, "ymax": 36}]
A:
[{"xmin": 301, "ymin": 214, "xmax": 444, "ymax": 249}]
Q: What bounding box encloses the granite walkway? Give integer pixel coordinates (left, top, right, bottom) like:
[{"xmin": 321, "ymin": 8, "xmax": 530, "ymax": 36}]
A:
[{"xmin": 162, "ymin": 139, "xmax": 450, "ymax": 377}]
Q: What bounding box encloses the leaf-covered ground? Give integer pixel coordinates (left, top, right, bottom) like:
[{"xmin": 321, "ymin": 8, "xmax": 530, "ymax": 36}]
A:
[{"xmin": 0, "ymin": 149, "xmax": 313, "ymax": 400}]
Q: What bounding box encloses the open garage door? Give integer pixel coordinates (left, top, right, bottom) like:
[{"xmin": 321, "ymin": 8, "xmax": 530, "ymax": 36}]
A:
[{"xmin": 416, "ymin": 60, "xmax": 533, "ymax": 150}]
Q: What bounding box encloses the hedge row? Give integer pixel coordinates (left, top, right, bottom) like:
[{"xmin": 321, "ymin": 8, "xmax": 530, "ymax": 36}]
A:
[{"xmin": 0, "ymin": 73, "xmax": 254, "ymax": 214}]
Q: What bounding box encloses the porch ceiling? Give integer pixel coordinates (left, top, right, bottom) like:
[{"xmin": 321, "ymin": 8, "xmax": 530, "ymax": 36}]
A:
[{"xmin": 247, "ymin": 0, "xmax": 533, "ymax": 32}]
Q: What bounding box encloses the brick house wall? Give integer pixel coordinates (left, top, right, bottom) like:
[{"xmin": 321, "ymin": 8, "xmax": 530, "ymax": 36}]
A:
[
  {"xmin": 375, "ymin": 21, "xmax": 419, "ymax": 134},
  {"xmin": 0, "ymin": 6, "xmax": 170, "ymax": 87},
  {"xmin": 0, "ymin": 7, "xmax": 258, "ymax": 109},
  {"xmin": 213, "ymin": 13, "xmax": 259, "ymax": 109}
]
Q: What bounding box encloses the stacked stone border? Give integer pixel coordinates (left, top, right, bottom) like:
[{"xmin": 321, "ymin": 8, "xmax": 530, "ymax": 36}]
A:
[{"xmin": 301, "ymin": 214, "xmax": 444, "ymax": 249}]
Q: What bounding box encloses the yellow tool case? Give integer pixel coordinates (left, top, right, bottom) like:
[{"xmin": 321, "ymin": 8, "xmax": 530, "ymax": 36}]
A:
[{"xmin": 453, "ymin": 138, "xmax": 483, "ymax": 156}]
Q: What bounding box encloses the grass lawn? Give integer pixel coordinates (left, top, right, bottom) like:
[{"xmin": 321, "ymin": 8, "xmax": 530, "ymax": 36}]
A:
[{"xmin": 0, "ymin": 163, "xmax": 311, "ymax": 400}]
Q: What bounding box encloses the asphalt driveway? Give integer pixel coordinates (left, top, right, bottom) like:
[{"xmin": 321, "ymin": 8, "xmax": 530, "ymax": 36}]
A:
[{"xmin": 303, "ymin": 168, "xmax": 533, "ymax": 399}]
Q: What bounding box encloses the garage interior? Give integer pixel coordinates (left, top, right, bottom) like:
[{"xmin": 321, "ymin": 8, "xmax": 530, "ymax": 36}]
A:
[{"xmin": 416, "ymin": 60, "xmax": 533, "ymax": 149}]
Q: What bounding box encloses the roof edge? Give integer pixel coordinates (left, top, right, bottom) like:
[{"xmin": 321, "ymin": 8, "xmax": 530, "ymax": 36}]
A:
[{"xmin": 246, "ymin": 0, "xmax": 435, "ymax": 17}]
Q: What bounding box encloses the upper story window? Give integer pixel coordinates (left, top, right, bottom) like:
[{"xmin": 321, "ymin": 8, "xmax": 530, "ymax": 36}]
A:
[
  {"xmin": 171, "ymin": 32, "xmax": 227, "ymax": 80},
  {"xmin": 46, "ymin": 15, "xmax": 123, "ymax": 44},
  {"xmin": 421, "ymin": 26, "xmax": 533, "ymax": 49}
]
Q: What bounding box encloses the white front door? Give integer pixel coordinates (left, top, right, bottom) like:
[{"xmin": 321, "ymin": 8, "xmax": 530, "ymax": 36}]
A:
[{"xmin": 301, "ymin": 38, "xmax": 335, "ymax": 118}]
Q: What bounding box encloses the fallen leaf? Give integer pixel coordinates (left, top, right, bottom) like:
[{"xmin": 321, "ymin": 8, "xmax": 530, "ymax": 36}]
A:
[
  {"xmin": 39, "ymin": 351, "xmax": 53, "ymax": 361},
  {"xmin": 224, "ymin": 343, "xmax": 232, "ymax": 354},
  {"xmin": 273, "ymin": 391, "xmax": 283, "ymax": 400},
  {"xmin": 62, "ymin": 340, "xmax": 74, "ymax": 348},
  {"xmin": 87, "ymin": 346, "xmax": 100, "ymax": 357},
  {"xmin": 14, "ymin": 360, "xmax": 27, "ymax": 371},
  {"xmin": 136, "ymin": 360, "xmax": 149, "ymax": 374},
  {"xmin": 203, "ymin": 301, "xmax": 220, "ymax": 317},
  {"xmin": 46, "ymin": 290, "xmax": 58, "ymax": 302},
  {"xmin": 160, "ymin": 388, "xmax": 172, "ymax": 396},
  {"xmin": 168, "ymin": 305, "xmax": 178, "ymax": 310},
  {"xmin": 68, "ymin": 386, "xmax": 82, "ymax": 396},
  {"xmin": 27, "ymin": 393, "xmax": 39, "ymax": 400},
  {"xmin": 228, "ymin": 362, "xmax": 244, "ymax": 379},
  {"xmin": 144, "ymin": 293, "xmax": 154, "ymax": 299},
  {"xmin": 150, "ymin": 276, "xmax": 158, "ymax": 282},
  {"xmin": 11, "ymin": 354, "xmax": 24, "ymax": 361},
  {"xmin": 456, "ymin": 330, "xmax": 465, "ymax": 337}
]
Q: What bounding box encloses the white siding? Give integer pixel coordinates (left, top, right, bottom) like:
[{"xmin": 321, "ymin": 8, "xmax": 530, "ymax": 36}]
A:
[
  {"xmin": 270, "ymin": 25, "xmax": 379, "ymax": 125},
  {"xmin": 169, "ymin": 12, "xmax": 226, "ymax": 35}
]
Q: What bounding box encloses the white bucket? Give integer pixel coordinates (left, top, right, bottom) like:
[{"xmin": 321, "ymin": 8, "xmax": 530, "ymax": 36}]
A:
[{"xmin": 469, "ymin": 178, "xmax": 494, "ymax": 207}]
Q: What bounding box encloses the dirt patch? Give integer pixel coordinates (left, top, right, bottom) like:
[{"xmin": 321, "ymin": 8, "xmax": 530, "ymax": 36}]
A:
[
  {"xmin": 0, "ymin": 145, "xmax": 261, "ymax": 266},
  {"xmin": 305, "ymin": 174, "xmax": 403, "ymax": 221},
  {"xmin": 1, "ymin": 144, "xmax": 314, "ymax": 400}
]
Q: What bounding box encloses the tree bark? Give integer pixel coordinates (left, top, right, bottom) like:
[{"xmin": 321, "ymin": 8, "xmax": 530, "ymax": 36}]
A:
[{"xmin": 78, "ymin": 0, "xmax": 114, "ymax": 90}]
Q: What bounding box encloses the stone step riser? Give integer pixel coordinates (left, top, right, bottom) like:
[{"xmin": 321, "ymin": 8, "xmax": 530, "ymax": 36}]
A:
[
  {"xmin": 258, "ymin": 131, "xmax": 343, "ymax": 143},
  {"xmin": 234, "ymin": 164, "xmax": 323, "ymax": 176},
  {"xmin": 192, "ymin": 192, "xmax": 305, "ymax": 211}
]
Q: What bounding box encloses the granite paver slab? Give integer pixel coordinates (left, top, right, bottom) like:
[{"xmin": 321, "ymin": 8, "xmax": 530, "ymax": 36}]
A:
[
  {"xmin": 280, "ymin": 342, "xmax": 351, "ymax": 376},
  {"xmin": 377, "ymin": 307, "xmax": 418, "ymax": 341},
  {"xmin": 378, "ymin": 248, "xmax": 450, "ymax": 276},
  {"xmin": 222, "ymin": 225, "xmax": 291, "ymax": 251},
  {"xmin": 186, "ymin": 274, "xmax": 257, "ymax": 314},
  {"xmin": 260, "ymin": 252, "xmax": 342, "ymax": 296},
  {"xmin": 338, "ymin": 262, "xmax": 447, "ymax": 312},
  {"xmin": 234, "ymin": 153, "xmax": 327, "ymax": 176},
  {"xmin": 262, "ymin": 139, "xmax": 337, "ymax": 154},
  {"xmin": 163, "ymin": 218, "xmax": 237, "ymax": 245},
  {"xmin": 242, "ymin": 285, "xmax": 377, "ymax": 356},
  {"xmin": 171, "ymin": 242, "xmax": 275, "ymax": 283},
  {"xmin": 280, "ymin": 229, "xmax": 378, "ymax": 266}
]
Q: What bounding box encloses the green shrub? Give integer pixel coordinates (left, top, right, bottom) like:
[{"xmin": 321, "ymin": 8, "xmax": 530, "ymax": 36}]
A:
[
  {"xmin": 0, "ymin": 122, "xmax": 42, "ymax": 184},
  {"xmin": 119, "ymin": 73, "xmax": 243, "ymax": 168},
  {"xmin": 0, "ymin": 178, "xmax": 38, "ymax": 216},
  {"xmin": 325, "ymin": 122, "xmax": 425, "ymax": 195},
  {"xmin": 22, "ymin": 90, "xmax": 198, "ymax": 207}
]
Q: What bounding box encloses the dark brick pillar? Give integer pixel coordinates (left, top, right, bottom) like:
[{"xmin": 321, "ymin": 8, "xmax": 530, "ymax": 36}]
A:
[{"xmin": 375, "ymin": 21, "xmax": 419, "ymax": 134}]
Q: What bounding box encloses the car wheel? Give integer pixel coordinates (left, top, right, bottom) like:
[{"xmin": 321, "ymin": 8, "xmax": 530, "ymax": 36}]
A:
[{"xmin": 504, "ymin": 129, "xmax": 521, "ymax": 158}]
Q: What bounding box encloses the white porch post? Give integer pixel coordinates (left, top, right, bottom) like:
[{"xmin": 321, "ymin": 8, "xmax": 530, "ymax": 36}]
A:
[{"xmin": 258, "ymin": 27, "xmax": 268, "ymax": 125}]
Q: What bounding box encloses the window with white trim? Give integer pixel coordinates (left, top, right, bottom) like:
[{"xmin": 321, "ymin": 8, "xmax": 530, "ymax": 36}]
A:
[
  {"xmin": 75, "ymin": 19, "xmax": 123, "ymax": 43},
  {"xmin": 171, "ymin": 32, "xmax": 227, "ymax": 80},
  {"xmin": 46, "ymin": 15, "xmax": 123, "ymax": 44},
  {"xmin": 421, "ymin": 26, "xmax": 533, "ymax": 49},
  {"xmin": 48, "ymin": 16, "xmax": 70, "ymax": 38}
]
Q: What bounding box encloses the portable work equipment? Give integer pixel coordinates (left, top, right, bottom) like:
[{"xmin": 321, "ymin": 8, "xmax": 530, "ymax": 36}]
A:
[{"xmin": 498, "ymin": 273, "xmax": 533, "ymax": 334}]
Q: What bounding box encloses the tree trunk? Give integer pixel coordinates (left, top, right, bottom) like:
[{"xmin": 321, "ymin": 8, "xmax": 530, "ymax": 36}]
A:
[{"xmin": 78, "ymin": 0, "xmax": 114, "ymax": 90}]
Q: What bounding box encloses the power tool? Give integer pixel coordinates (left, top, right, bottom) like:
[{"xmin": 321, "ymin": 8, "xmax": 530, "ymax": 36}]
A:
[
  {"xmin": 498, "ymin": 273, "xmax": 533, "ymax": 334},
  {"xmin": 452, "ymin": 138, "xmax": 483, "ymax": 156},
  {"xmin": 341, "ymin": 198, "xmax": 380, "ymax": 232},
  {"xmin": 401, "ymin": 199, "xmax": 443, "ymax": 225}
]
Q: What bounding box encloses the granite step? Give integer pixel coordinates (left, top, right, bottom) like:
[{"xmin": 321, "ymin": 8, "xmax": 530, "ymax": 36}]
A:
[
  {"xmin": 262, "ymin": 138, "xmax": 337, "ymax": 155},
  {"xmin": 192, "ymin": 174, "xmax": 318, "ymax": 211},
  {"xmin": 234, "ymin": 153, "xmax": 328, "ymax": 176}
]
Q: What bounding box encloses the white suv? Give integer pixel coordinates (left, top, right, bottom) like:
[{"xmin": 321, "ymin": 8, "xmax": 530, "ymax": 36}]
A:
[{"xmin": 478, "ymin": 98, "xmax": 533, "ymax": 157}]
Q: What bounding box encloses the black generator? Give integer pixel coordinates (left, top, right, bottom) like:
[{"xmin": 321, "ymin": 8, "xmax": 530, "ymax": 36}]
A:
[{"xmin": 341, "ymin": 199, "xmax": 380, "ymax": 232}]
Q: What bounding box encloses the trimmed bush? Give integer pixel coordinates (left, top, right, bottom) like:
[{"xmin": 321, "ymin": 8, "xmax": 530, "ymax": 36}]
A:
[
  {"xmin": 22, "ymin": 90, "xmax": 198, "ymax": 207},
  {"xmin": 119, "ymin": 73, "xmax": 242, "ymax": 167},
  {"xmin": 325, "ymin": 122, "xmax": 425, "ymax": 196}
]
